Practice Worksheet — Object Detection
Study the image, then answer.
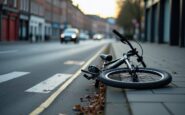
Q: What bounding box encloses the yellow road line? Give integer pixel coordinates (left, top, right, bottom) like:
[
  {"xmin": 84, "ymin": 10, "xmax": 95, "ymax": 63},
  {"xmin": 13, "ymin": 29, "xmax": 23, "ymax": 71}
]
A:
[{"xmin": 29, "ymin": 45, "xmax": 108, "ymax": 115}]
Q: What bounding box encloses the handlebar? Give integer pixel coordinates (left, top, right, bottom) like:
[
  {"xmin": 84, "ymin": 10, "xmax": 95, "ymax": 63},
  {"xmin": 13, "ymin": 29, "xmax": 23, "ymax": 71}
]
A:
[{"xmin": 113, "ymin": 29, "xmax": 146, "ymax": 68}]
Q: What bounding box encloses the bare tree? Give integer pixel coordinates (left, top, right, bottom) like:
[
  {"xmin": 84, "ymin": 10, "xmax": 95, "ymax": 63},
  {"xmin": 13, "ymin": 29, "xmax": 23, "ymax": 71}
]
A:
[{"xmin": 116, "ymin": 0, "xmax": 143, "ymax": 35}]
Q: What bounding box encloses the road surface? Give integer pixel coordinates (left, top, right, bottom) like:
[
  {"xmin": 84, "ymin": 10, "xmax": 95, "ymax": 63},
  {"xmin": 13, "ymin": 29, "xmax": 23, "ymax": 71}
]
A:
[{"xmin": 0, "ymin": 40, "xmax": 112, "ymax": 115}]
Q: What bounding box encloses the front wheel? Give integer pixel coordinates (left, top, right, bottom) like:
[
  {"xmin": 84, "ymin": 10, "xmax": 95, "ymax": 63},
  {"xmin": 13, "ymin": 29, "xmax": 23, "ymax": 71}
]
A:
[{"xmin": 99, "ymin": 68, "xmax": 172, "ymax": 89}]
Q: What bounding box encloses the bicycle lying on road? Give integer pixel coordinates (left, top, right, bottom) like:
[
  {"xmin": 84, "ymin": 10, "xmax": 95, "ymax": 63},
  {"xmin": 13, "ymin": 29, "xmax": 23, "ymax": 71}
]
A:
[{"xmin": 82, "ymin": 29, "xmax": 172, "ymax": 89}]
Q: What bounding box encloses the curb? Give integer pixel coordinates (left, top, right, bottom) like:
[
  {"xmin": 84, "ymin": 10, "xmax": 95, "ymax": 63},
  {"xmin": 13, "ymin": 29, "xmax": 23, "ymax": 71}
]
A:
[{"xmin": 104, "ymin": 43, "xmax": 131, "ymax": 115}]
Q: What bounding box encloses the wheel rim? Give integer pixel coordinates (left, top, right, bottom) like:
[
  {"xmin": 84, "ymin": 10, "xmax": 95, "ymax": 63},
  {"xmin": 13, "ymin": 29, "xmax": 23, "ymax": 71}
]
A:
[{"xmin": 105, "ymin": 69, "xmax": 165, "ymax": 84}]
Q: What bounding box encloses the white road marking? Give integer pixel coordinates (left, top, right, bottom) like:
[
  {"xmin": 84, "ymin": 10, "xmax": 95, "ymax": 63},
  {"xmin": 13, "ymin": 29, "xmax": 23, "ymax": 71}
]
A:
[
  {"xmin": 64, "ymin": 60, "xmax": 85, "ymax": 65},
  {"xmin": 26, "ymin": 73, "xmax": 72, "ymax": 93},
  {"xmin": 0, "ymin": 71, "xmax": 30, "ymax": 84},
  {"xmin": 0, "ymin": 50, "xmax": 18, "ymax": 54}
]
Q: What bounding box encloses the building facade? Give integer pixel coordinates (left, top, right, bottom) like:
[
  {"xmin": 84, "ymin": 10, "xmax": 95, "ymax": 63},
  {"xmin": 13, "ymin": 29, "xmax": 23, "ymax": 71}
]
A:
[
  {"xmin": 19, "ymin": 0, "xmax": 30, "ymax": 41},
  {"xmin": 29, "ymin": 0, "xmax": 45, "ymax": 42},
  {"xmin": 87, "ymin": 15, "xmax": 116, "ymax": 37},
  {"xmin": 0, "ymin": 0, "xmax": 19, "ymax": 41},
  {"xmin": 43, "ymin": 0, "xmax": 52, "ymax": 41},
  {"xmin": 144, "ymin": 0, "xmax": 185, "ymax": 47},
  {"xmin": 51, "ymin": 0, "xmax": 61, "ymax": 39}
]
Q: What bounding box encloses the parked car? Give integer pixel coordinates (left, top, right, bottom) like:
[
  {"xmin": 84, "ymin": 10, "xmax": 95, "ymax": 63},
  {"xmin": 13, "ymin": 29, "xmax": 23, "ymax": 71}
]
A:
[
  {"xmin": 93, "ymin": 34, "xmax": 104, "ymax": 40},
  {"xmin": 79, "ymin": 32, "xmax": 90, "ymax": 40},
  {"xmin": 60, "ymin": 28, "xmax": 79, "ymax": 43}
]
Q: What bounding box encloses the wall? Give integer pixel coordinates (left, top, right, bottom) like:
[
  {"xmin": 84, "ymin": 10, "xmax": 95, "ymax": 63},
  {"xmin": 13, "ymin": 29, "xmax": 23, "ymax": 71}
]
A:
[{"xmin": 144, "ymin": 0, "xmax": 184, "ymax": 47}]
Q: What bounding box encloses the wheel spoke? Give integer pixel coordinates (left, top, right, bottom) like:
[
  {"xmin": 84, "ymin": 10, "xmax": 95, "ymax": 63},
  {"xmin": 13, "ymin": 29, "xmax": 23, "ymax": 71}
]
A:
[{"xmin": 107, "ymin": 71, "xmax": 163, "ymax": 83}]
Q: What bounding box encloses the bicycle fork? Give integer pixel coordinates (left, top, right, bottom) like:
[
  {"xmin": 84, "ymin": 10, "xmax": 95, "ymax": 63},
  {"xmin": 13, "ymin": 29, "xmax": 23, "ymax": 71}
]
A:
[{"xmin": 124, "ymin": 55, "xmax": 139, "ymax": 82}]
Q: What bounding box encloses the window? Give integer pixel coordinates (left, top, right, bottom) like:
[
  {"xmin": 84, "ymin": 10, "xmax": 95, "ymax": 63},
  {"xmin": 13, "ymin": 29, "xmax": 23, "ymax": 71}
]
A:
[
  {"xmin": 14, "ymin": 0, "xmax": 17, "ymax": 7},
  {"xmin": 26, "ymin": 0, "xmax": 29, "ymax": 11},
  {"xmin": 20, "ymin": 0, "xmax": 24, "ymax": 10},
  {"xmin": 3, "ymin": 0, "xmax": 7, "ymax": 4},
  {"xmin": 4, "ymin": 0, "xmax": 17, "ymax": 7}
]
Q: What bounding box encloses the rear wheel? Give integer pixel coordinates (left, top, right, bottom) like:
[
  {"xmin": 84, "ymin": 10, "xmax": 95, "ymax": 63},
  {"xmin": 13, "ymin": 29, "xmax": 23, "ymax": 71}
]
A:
[{"xmin": 99, "ymin": 68, "xmax": 172, "ymax": 89}]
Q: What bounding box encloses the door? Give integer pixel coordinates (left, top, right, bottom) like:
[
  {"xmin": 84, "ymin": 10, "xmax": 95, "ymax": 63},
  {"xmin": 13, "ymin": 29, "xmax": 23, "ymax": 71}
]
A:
[
  {"xmin": 21, "ymin": 21, "xmax": 27, "ymax": 40},
  {"xmin": 2, "ymin": 17, "xmax": 8, "ymax": 41},
  {"xmin": 9, "ymin": 17, "xmax": 16, "ymax": 41}
]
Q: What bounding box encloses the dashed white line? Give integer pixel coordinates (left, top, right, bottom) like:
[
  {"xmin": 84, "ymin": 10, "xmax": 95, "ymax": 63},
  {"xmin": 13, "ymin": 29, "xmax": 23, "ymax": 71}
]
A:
[
  {"xmin": 25, "ymin": 73, "xmax": 72, "ymax": 93},
  {"xmin": 0, "ymin": 71, "xmax": 30, "ymax": 84}
]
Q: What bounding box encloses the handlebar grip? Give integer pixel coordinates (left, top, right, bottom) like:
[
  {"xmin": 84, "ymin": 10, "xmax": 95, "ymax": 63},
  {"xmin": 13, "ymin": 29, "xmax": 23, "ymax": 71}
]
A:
[{"xmin": 113, "ymin": 29, "xmax": 126, "ymax": 43}]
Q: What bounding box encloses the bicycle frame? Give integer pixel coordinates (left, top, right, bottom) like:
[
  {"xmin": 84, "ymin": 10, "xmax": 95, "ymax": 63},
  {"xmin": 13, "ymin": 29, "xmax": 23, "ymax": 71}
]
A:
[
  {"xmin": 104, "ymin": 54, "xmax": 132, "ymax": 69},
  {"xmin": 103, "ymin": 53, "xmax": 139, "ymax": 82}
]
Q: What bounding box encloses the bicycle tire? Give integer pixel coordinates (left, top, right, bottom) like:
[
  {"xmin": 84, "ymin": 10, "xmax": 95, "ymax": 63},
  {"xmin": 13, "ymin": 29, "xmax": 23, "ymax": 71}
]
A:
[{"xmin": 99, "ymin": 68, "xmax": 172, "ymax": 89}]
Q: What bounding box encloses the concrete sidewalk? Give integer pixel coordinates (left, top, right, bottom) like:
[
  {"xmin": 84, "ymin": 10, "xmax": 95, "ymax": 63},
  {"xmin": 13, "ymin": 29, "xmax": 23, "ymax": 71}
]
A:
[{"xmin": 105, "ymin": 41, "xmax": 185, "ymax": 115}]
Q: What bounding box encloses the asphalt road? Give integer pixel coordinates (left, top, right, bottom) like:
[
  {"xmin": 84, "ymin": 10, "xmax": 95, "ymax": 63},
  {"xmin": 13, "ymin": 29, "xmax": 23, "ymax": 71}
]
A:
[{"xmin": 0, "ymin": 40, "xmax": 111, "ymax": 115}]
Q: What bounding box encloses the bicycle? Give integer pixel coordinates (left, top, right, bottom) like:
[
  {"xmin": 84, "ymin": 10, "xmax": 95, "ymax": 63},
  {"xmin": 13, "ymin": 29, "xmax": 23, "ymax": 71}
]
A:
[{"xmin": 82, "ymin": 29, "xmax": 172, "ymax": 89}]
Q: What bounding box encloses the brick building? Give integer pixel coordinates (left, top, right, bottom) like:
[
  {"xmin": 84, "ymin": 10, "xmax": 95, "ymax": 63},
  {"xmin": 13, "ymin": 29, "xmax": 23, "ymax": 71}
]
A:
[
  {"xmin": 87, "ymin": 15, "xmax": 116, "ymax": 37},
  {"xmin": 0, "ymin": 0, "xmax": 19, "ymax": 41},
  {"xmin": 51, "ymin": 0, "xmax": 61, "ymax": 39},
  {"xmin": 29, "ymin": 0, "xmax": 45, "ymax": 42},
  {"xmin": 19, "ymin": 0, "xmax": 30, "ymax": 41},
  {"xmin": 43, "ymin": 0, "xmax": 52, "ymax": 41},
  {"xmin": 0, "ymin": 0, "xmax": 118, "ymax": 42}
]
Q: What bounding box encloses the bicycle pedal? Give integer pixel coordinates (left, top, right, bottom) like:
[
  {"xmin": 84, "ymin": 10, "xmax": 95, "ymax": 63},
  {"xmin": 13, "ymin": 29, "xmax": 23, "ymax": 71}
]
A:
[
  {"xmin": 83, "ymin": 74, "xmax": 91, "ymax": 80},
  {"xmin": 82, "ymin": 69, "xmax": 98, "ymax": 76}
]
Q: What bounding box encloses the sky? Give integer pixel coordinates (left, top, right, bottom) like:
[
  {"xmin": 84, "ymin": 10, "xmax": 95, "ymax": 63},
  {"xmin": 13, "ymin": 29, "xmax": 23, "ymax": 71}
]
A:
[{"xmin": 72, "ymin": 0, "xmax": 118, "ymax": 18}]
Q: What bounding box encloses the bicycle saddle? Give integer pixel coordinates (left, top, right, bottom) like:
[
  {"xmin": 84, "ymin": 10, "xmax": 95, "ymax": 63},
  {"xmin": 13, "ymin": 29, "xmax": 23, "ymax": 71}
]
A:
[{"xmin": 100, "ymin": 54, "xmax": 112, "ymax": 61}]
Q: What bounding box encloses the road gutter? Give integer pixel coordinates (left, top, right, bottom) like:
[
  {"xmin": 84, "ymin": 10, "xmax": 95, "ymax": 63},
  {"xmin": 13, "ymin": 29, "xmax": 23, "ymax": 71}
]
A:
[{"xmin": 29, "ymin": 44, "xmax": 109, "ymax": 115}]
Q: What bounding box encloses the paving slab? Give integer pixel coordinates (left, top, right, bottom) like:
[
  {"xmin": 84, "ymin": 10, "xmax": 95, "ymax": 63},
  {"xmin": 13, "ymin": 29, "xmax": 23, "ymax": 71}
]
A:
[
  {"xmin": 152, "ymin": 87, "xmax": 185, "ymax": 94},
  {"xmin": 125, "ymin": 89, "xmax": 153, "ymax": 94},
  {"xmin": 130, "ymin": 103, "xmax": 170, "ymax": 115},
  {"xmin": 106, "ymin": 87, "xmax": 125, "ymax": 103},
  {"xmin": 105, "ymin": 87, "xmax": 130, "ymax": 115},
  {"xmin": 126, "ymin": 94, "xmax": 185, "ymax": 102},
  {"xmin": 164, "ymin": 103, "xmax": 185, "ymax": 115},
  {"xmin": 173, "ymin": 81, "xmax": 185, "ymax": 87}
]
